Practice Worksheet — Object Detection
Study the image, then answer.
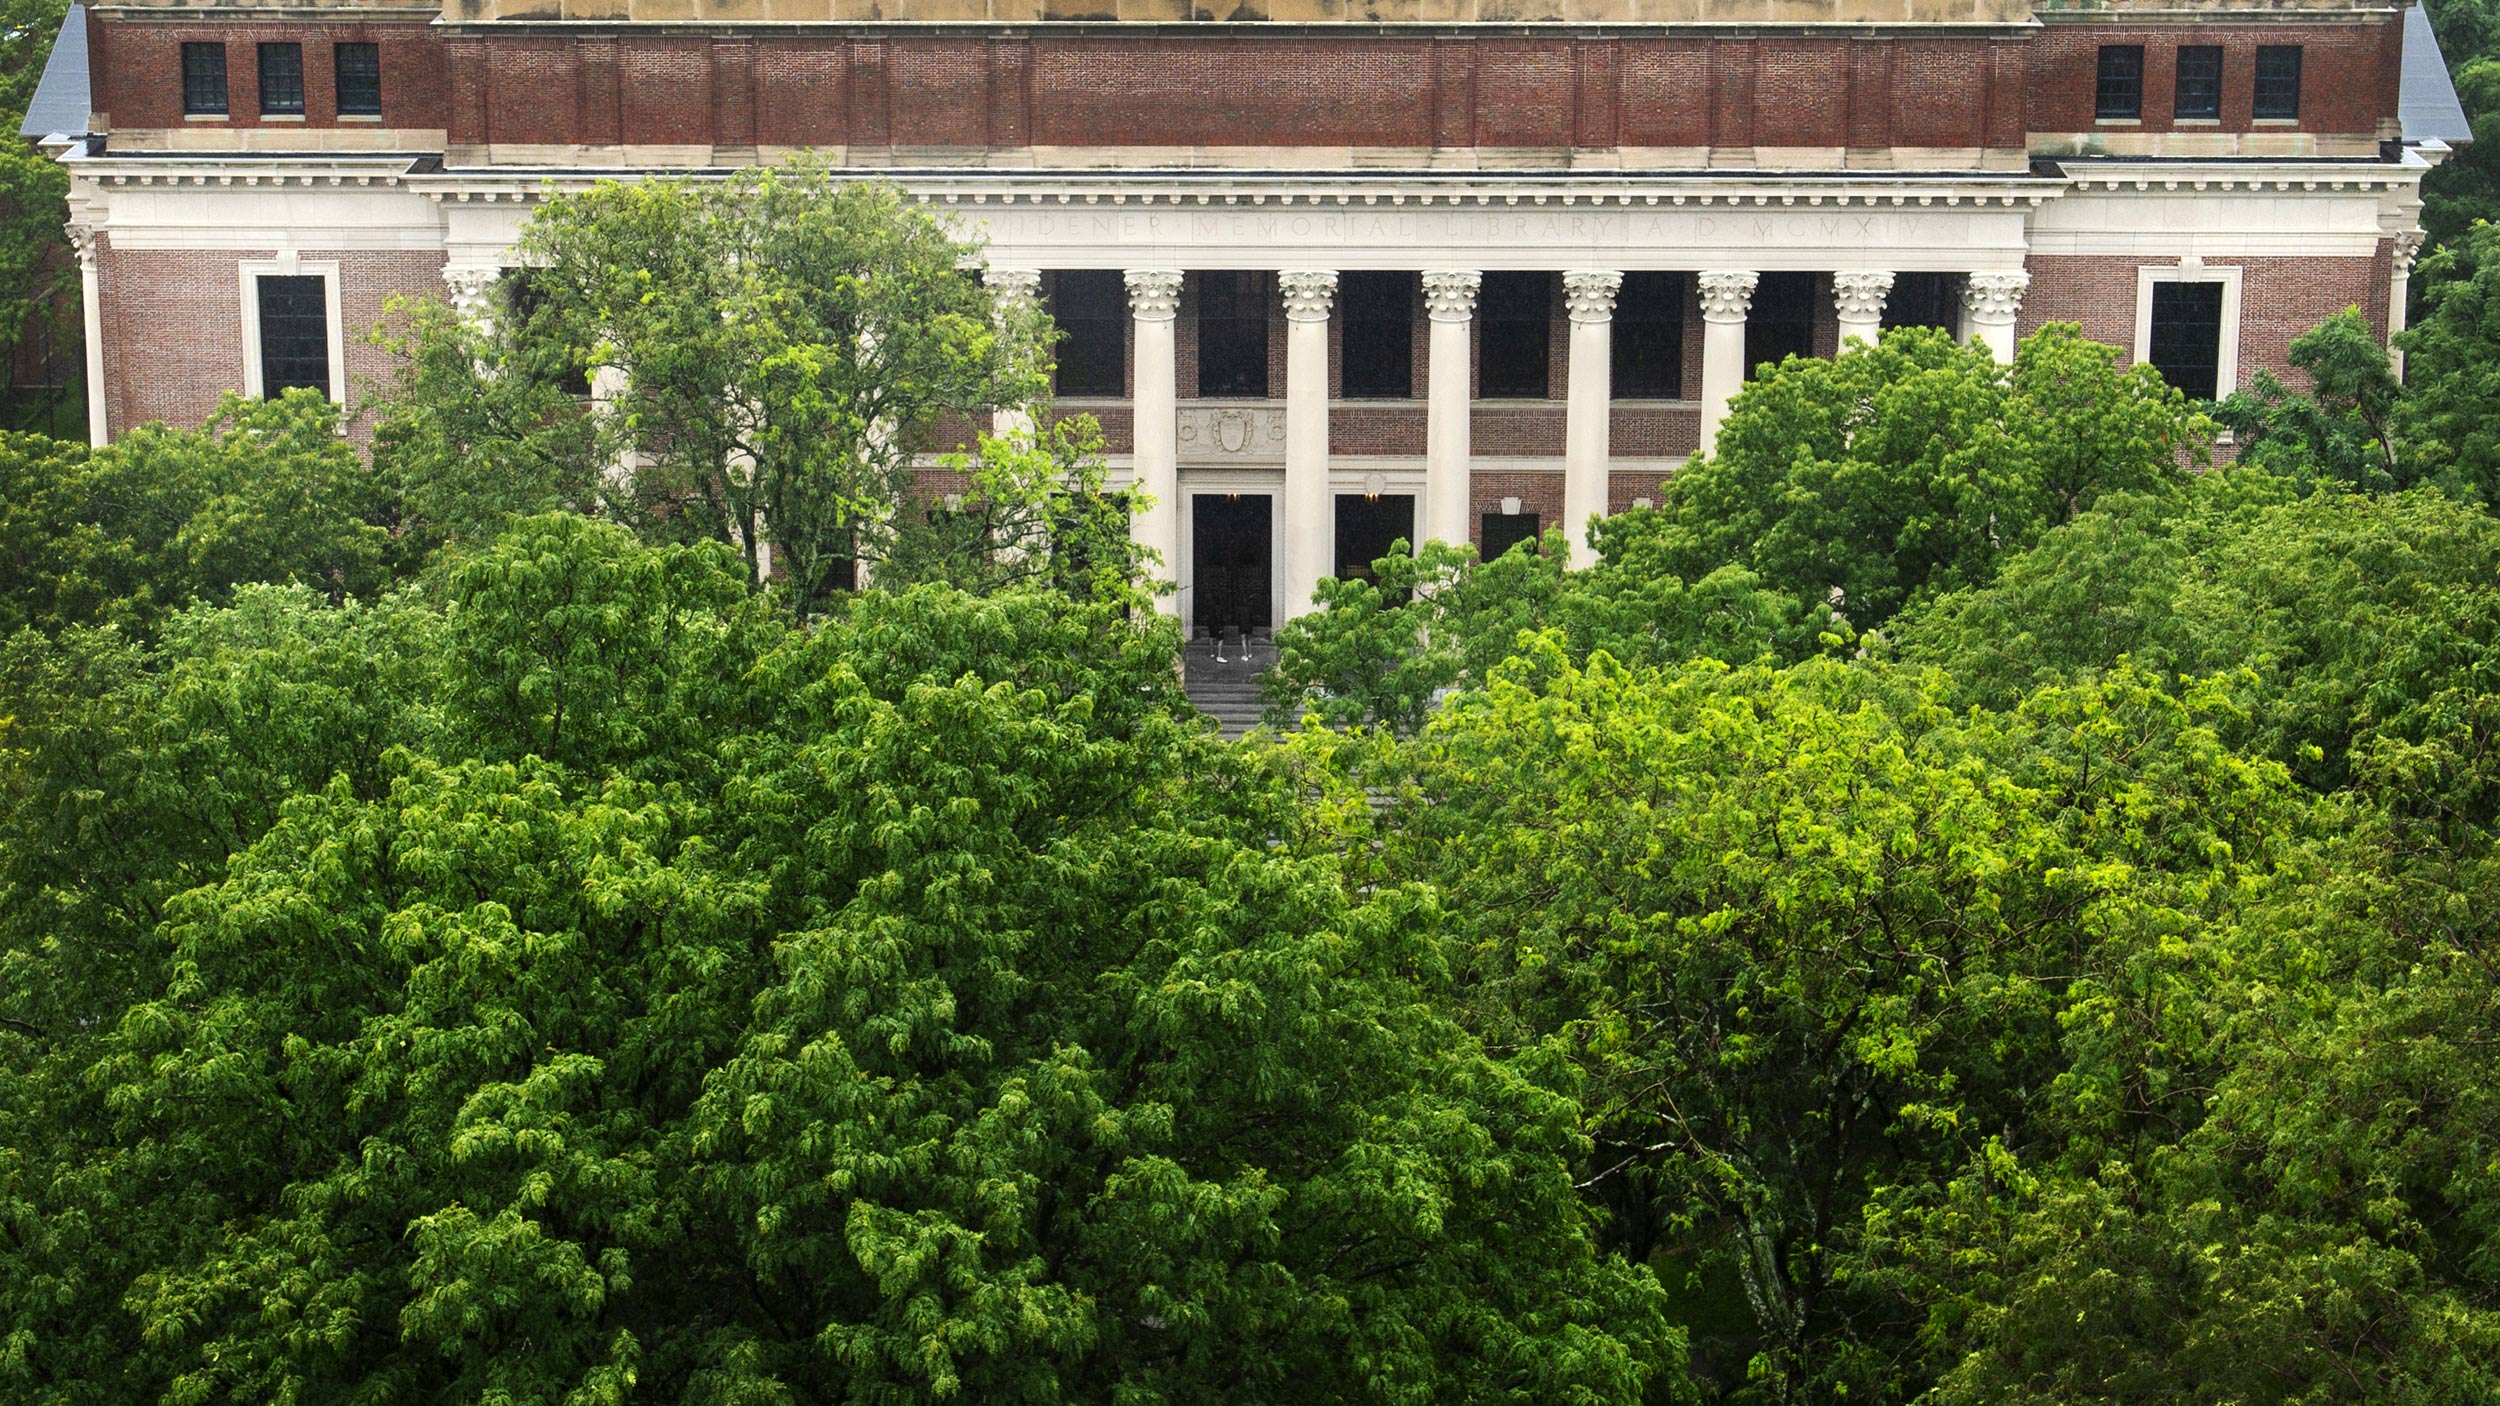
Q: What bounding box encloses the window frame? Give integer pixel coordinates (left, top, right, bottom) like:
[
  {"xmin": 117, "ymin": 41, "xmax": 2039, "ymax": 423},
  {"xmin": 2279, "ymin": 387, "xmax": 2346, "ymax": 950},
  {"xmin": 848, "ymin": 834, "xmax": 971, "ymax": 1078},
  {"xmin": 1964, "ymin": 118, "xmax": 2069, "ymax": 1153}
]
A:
[
  {"xmin": 1611, "ymin": 271, "xmax": 1686, "ymax": 400},
  {"xmin": 181, "ymin": 42, "xmax": 229, "ymax": 117},
  {"xmin": 1046, "ymin": 269, "xmax": 1127, "ymax": 400},
  {"xmin": 239, "ymin": 256, "xmax": 345, "ymax": 404},
  {"xmin": 2095, "ymin": 44, "xmax": 2146, "ymax": 121},
  {"xmin": 333, "ymin": 41, "xmax": 382, "ymax": 117},
  {"xmin": 2173, "ymin": 45, "xmax": 2224, "ymax": 122},
  {"xmin": 2254, "ymin": 45, "xmax": 2303, "ymax": 121},
  {"xmin": 257, "ymin": 41, "xmax": 306, "ymax": 117},
  {"xmin": 1479, "ymin": 511, "xmax": 1543, "ymax": 561},
  {"xmin": 2133, "ymin": 262, "xmax": 2242, "ymax": 402},
  {"xmin": 1193, "ymin": 269, "xmax": 1271, "ymax": 400},
  {"xmin": 1338, "ymin": 270, "xmax": 1415, "ymax": 401},
  {"xmin": 1476, "ymin": 271, "xmax": 1553, "ymax": 400}
]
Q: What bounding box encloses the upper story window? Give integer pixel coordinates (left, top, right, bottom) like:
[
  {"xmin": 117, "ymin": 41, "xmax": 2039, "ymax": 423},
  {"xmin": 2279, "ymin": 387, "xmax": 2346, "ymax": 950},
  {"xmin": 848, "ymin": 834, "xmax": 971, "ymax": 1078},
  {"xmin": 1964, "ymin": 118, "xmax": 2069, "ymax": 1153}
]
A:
[
  {"xmin": 1477, "ymin": 271, "xmax": 1552, "ymax": 399},
  {"xmin": 1745, "ymin": 272, "xmax": 1817, "ymax": 379},
  {"xmin": 181, "ymin": 43, "xmax": 227, "ymax": 116},
  {"xmin": 2174, "ymin": 46, "xmax": 2223, "ymax": 120},
  {"xmin": 256, "ymin": 274, "xmax": 332, "ymax": 398},
  {"xmin": 1046, "ymin": 269, "xmax": 1125, "ymax": 399},
  {"xmin": 2096, "ymin": 45, "xmax": 2145, "ymax": 120},
  {"xmin": 258, "ymin": 43, "xmax": 305, "ymax": 116},
  {"xmin": 2255, "ymin": 46, "xmax": 2303, "ymax": 119},
  {"xmin": 1339, "ymin": 271, "xmax": 1414, "ymax": 400},
  {"xmin": 2148, "ymin": 281, "xmax": 2226, "ymax": 400},
  {"xmin": 1612, "ymin": 271, "xmax": 1685, "ymax": 399},
  {"xmin": 334, "ymin": 43, "xmax": 381, "ymax": 116},
  {"xmin": 1194, "ymin": 271, "xmax": 1269, "ymax": 399}
]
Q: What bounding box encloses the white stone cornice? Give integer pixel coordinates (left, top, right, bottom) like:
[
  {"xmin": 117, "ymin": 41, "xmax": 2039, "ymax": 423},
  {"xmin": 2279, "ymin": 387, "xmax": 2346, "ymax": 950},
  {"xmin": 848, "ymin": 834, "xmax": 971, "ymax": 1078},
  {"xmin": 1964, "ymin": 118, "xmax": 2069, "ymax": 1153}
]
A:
[
  {"xmin": 1124, "ymin": 268, "xmax": 1182, "ymax": 322},
  {"xmin": 1279, "ymin": 269, "xmax": 1338, "ymax": 323},
  {"xmin": 1563, "ymin": 270, "xmax": 1623, "ymax": 324},
  {"xmin": 1423, "ymin": 269, "xmax": 1481, "ymax": 323},
  {"xmin": 1698, "ymin": 270, "xmax": 1758, "ymax": 323},
  {"xmin": 1832, "ymin": 270, "xmax": 1895, "ymax": 321},
  {"xmin": 1962, "ymin": 270, "xmax": 2029, "ymax": 325}
]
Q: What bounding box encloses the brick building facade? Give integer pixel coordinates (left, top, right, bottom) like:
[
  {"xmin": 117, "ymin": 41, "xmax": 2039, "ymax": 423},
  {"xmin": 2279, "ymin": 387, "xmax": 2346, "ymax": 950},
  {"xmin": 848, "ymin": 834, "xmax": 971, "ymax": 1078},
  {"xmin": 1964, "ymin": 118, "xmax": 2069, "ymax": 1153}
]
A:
[{"xmin": 31, "ymin": 0, "xmax": 2468, "ymax": 633}]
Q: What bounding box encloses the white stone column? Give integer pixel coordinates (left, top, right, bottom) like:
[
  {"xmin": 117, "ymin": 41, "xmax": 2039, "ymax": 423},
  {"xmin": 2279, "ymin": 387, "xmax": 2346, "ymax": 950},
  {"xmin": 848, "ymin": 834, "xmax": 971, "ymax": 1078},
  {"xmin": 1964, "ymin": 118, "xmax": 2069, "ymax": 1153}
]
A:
[
  {"xmin": 69, "ymin": 224, "xmax": 107, "ymax": 446},
  {"xmin": 1697, "ymin": 270, "xmax": 1758, "ymax": 459},
  {"xmin": 987, "ymin": 267, "xmax": 1043, "ymax": 439},
  {"xmin": 1279, "ymin": 269, "xmax": 1338, "ymax": 620},
  {"xmin": 1833, "ymin": 270, "xmax": 1894, "ymax": 351},
  {"xmin": 1561, "ymin": 270, "xmax": 1622, "ymax": 566},
  {"xmin": 1125, "ymin": 269, "xmax": 1184, "ymax": 615},
  {"xmin": 1422, "ymin": 270, "xmax": 1480, "ymax": 552},
  {"xmin": 1963, "ymin": 271, "xmax": 2030, "ymax": 363},
  {"xmin": 2389, "ymin": 232, "xmax": 2423, "ymax": 382}
]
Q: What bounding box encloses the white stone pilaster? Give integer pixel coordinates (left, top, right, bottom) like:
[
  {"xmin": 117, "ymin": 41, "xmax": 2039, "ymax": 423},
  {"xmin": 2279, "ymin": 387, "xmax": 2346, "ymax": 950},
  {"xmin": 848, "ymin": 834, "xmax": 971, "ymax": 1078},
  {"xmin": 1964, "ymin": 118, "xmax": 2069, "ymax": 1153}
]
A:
[
  {"xmin": 1963, "ymin": 271, "xmax": 2029, "ymax": 364},
  {"xmin": 1832, "ymin": 270, "xmax": 1894, "ymax": 351},
  {"xmin": 1423, "ymin": 270, "xmax": 1480, "ymax": 553},
  {"xmin": 69, "ymin": 224, "xmax": 106, "ymax": 446},
  {"xmin": 2389, "ymin": 232, "xmax": 2423, "ymax": 382},
  {"xmin": 1561, "ymin": 270, "xmax": 1621, "ymax": 566},
  {"xmin": 1697, "ymin": 270, "xmax": 1758, "ymax": 459},
  {"xmin": 1125, "ymin": 268, "xmax": 1184, "ymax": 615},
  {"xmin": 987, "ymin": 267, "xmax": 1043, "ymax": 438},
  {"xmin": 1280, "ymin": 269, "xmax": 1337, "ymax": 619}
]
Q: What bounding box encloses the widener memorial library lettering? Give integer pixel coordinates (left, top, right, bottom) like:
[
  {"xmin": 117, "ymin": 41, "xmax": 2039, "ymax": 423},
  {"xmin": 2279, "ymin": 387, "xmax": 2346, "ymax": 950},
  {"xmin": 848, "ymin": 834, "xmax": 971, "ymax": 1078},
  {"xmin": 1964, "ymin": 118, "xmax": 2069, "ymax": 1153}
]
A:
[{"xmin": 22, "ymin": 0, "xmax": 2473, "ymax": 633}]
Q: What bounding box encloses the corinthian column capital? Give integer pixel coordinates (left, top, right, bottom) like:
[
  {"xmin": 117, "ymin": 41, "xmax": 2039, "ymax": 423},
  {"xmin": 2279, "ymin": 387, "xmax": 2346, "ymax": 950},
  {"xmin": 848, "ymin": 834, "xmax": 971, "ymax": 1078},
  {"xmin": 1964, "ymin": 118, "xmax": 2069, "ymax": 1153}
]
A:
[
  {"xmin": 1563, "ymin": 270, "xmax": 1624, "ymax": 324},
  {"xmin": 988, "ymin": 266, "xmax": 1043, "ymax": 309},
  {"xmin": 444, "ymin": 264, "xmax": 501, "ymax": 318},
  {"xmin": 1423, "ymin": 269, "xmax": 1482, "ymax": 323},
  {"xmin": 64, "ymin": 223, "xmax": 98, "ymax": 270},
  {"xmin": 1698, "ymin": 270, "xmax": 1759, "ymax": 323},
  {"xmin": 1832, "ymin": 270, "xmax": 1896, "ymax": 322},
  {"xmin": 1279, "ymin": 269, "xmax": 1339, "ymax": 323},
  {"xmin": 1125, "ymin": 268, "xmax": 1183, "ymax": 322},
  {"xmin": 1962, "ymin": 270, "xmax": 2030, "ymax": 325}
]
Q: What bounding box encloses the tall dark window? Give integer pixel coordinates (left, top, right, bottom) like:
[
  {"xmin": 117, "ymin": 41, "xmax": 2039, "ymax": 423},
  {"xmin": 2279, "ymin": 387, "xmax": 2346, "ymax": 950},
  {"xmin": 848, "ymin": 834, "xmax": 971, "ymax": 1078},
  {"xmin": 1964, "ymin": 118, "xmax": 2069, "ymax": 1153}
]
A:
[
  {"xmin": 2174, "ymin": 46, "xmax": 2223, "ymax": 120},
  {"xmin": 1195, "ymin": 271, "xmax": 1270, "ymax": 399},
  {"xmin": 1478, "ymin": 271, "xmax": 1552, "ymax": 399},
  {"xmin": 502, "ymin": 267, "xmax": 593, "ymax": 397},
  {"xmin": 2148, "ymin": 281, "xmax": 2226, "ymax": 400},
  {"xmin": 1048, "ymin": 270, "xmax": 1125, "ymax": 398},
  {"xmin": 1882, "ymin": 272, "xmax": 1962, "ymax": 334},
  {"xmin": 182, "ymin": 43, "xmax": 228, "ymax": 116},
  {"xmin": 2255, "ymin": 46, "xmax": 2303, "ymax": 119},
  {"xmin": 2096, "ymin": 45, "xmax": 2145, "ymax": 120},
  {"xmin": 256, "ymin": 275, "xmax": 330, "ymax": 398},
  {"xmin": 1611, "ymin": 271, "xmax": 1686, "ymax": 398},
  {"xmin": 334, "ymin": 42, "xmax": 381, "ymax": 116},
  {"xmin": 1480, "ymin": 512, "xmax": 1542, "ymax": 561},
  {"xmin": 1339, "ymin": 271, "xmax": 1414, "ymax": 400},
  {"xmin": 1745, "ymin": 272, "xmax": 1817, "ymax": 378},
  {"xmin": 258, "ymin": 43, "xmax": 305, "ymax": 116}
]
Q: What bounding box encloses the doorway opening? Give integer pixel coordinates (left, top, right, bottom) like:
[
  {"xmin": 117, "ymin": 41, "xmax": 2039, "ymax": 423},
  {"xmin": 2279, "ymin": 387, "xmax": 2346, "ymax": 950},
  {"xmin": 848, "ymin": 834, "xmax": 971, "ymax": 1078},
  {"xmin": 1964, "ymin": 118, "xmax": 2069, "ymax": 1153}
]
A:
[
  {"xmin": 1335, "ymin": 493, "xmax": 1416, "ymax": 585},
  {"xmin": 1192, "ymin": 493, "xmax": 1273, "ymax": 638}
]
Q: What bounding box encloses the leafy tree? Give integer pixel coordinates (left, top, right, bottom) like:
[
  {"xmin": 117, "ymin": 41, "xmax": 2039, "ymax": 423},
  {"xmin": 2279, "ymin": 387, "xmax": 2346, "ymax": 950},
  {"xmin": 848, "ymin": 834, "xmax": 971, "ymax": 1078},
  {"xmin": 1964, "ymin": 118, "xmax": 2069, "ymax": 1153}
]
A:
[
  {"xmin": 1651, "ymin": 325, "xmax": 2207, "ymax": 632},
  {"xmin": 0, "ymin": 0, "xmax": 76, "ymax": 432},
  {"xmin": 877, "ymin": 417, "xmax": 1159, "ymax": 608},
  {"xmin": 0, "ymin": 513, "xmax": 1685, "ymax": 1405},
  {"xmin": 2394, "ymin": 220, "xmax": 2500, "ymax": 503},
  {"xmin": 371, "ymin": 168, "xmax": 1052, "ymax": 611},
  {"xmin": 2214, "ymin": 307, "xmax": 2404, "ymax": 490}
]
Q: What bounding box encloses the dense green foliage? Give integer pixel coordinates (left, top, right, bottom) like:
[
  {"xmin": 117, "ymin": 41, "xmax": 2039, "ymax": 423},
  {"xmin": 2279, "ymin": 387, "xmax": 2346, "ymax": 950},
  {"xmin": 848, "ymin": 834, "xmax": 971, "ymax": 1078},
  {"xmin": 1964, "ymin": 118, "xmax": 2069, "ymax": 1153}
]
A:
[{"xmin": 1, "ymin": 0, "xmax": 75, "ymax": 431}]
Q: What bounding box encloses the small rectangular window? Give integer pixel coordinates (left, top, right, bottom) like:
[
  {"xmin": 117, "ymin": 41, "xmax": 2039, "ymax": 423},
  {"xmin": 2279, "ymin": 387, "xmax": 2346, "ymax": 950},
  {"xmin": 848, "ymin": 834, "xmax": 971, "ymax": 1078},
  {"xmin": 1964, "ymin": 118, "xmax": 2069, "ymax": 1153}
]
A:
[
  {"xmin": 1195, "ymin": 270, "xmax": 1270, "ymax": 399},
  {"xmin": 2096, "ymin": 45, "xmax": 2145, "ymax": 120},
  {"xmin": 2254, "ymin": 46, "xmax": 2302, "ymax": 120},
  {"xmin": 2148, "ymin": 280, "xmax": 2226, "ymax": 401},
  {"xmin": 334, "ymin": 42, "xmax": 381, "ymax": 116},
  {"xmin": 1048, "ymin": 270, "xmax": 1125, "ymax": 399},
  {"xmin": 1611, "ymin": 271, "xmax": 1685, "ymax": 398},
  {"xmin": 1339, "ymin": 271, "xmax": 1414, "ymax": 400},
  {"xmin": 257, "ymin": 274, "xmax": 331, "ymax": 398},
  {"xmin": 1480, "ymin": 512, "xmax": 1542, "ymax": 562},
  {"xmin": 2174, "ymin": 46, "xmax": 2223, "ymax": 120},
  {"xmin": 1478, "ymin": 271, "xmax": 1552, "ymax": 399},
  {"xmin": 182, "ymin": 43, "xmax": 228, "ymax": 116},
  {"xmin": 258, "ymin": 43, "xmax": 305, "ymax": 116},
  {"xmin": 1744, "ymin": 272, "xmax": 1817, "ymax": 379}
]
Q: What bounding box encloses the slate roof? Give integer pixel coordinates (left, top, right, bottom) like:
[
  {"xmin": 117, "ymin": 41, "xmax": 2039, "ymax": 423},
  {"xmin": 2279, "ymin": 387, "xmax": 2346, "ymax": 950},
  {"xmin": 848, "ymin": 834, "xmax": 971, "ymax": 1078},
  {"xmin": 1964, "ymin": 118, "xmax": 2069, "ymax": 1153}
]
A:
[
  {"xmin": 2404, "ymin": 0, "xmax": 2476, "ymax": 146},
  {"xmin": 18, "ymin": 5, "xmax": 89, "ymax": 139}
]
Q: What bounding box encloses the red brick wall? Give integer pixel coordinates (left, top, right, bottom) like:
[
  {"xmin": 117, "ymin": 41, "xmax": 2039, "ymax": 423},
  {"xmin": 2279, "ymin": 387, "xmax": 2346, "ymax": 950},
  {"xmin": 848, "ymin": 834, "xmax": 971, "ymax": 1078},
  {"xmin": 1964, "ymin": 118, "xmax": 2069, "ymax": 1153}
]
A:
[
  {"xmin": 94, "ymin": 240, "xmax": 446, "ymax": 439},
  {"xmin": 94, "ymin": 20, "xmax": 445, "ymax": 130},
  {"xmin": 1609, "ymin": 468, "xmax": 1674, "ymax": 514},
  {"xmin": 2024, "ymin": 21, "xmax": 2398, "ymax": 137},
  {"xmin": 1467, "ymin": 469, "xmax": 1564, "ymax": 551},
  {"xmin": 2020, "ymin": 252, "xmax": 2386, "ymax": 385}
]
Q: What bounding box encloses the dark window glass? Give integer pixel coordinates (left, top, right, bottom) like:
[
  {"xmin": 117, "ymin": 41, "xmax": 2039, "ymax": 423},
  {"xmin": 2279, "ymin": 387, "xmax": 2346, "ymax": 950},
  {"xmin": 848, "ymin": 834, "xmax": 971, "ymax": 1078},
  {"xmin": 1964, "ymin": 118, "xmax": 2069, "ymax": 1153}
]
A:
[
  {"xmin": 2148, "ymin": 280, "xmax": 2226, "ymax": 401},
  {"xmin": 1744, "ymin": 272, "xmax": 1817, "ymax": 378},
  {"xmin": 1478, "ymin": 271, "xmax": 1552, "ymax": 399},
  {"xmin": 1882, "ymin": 272, "xmax": 1962, "ymax": 334},
  {"xmin": 2174, "ymin": 46, "xmax": 2222, "ymax": 120},
  {"xmin": 502, "ymin": 267, "xmax": 594, "ymax": 397},
  {"xmin": 258, "ymin": 43, "xmax": 305, "ymax": 116},
  {"xmin": 1335, "ymin": 493, "xmax": 1416, "ymax": 588},
  {"xmin": 334, "ymin": 42, "xmax": 381, "ymax": 116},
  {"xmin": 182, "ymin": 43, "xmax": 228, "ymax": 116},
  {"xmin": 1612, "ymin": 271, "xmax": 1686, "ymax": 398},
  {"xmin": 1195, "ymin": 270, "xmax": 1270, "ymax": 399},
  {"xmin": 257, "ymin": 275, "xmax": 330, "ymax": 398},
  {"xmin": 2255, "ymin": 46, "xmax": 2302, "ymax": 120},
  {"xmin": 1339, "ymin": 270, "xmax": 1414, "ymax": 400},
  {"xmin": 1048, "ymin": 270, "xmax": 1125, "ymax": 398},
  {"xmin": 2096, "ymin": 45, "xmax": 2145, "ymax": 120},
  {"xmin": 1480, "ymin": 512, "xmax": 1542, "ymax": 561}
]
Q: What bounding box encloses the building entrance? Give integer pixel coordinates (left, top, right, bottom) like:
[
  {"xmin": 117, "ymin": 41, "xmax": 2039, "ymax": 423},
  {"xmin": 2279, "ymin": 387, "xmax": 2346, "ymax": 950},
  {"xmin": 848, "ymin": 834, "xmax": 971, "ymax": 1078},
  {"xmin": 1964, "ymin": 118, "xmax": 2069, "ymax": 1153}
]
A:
[
  {"xmin": 1192, "ymin": 493, "xmax": 1273, "ymax": 637},
  {"xmin": 1333, "ymin": 494, "xmax": 1416, "ymax": 585}
]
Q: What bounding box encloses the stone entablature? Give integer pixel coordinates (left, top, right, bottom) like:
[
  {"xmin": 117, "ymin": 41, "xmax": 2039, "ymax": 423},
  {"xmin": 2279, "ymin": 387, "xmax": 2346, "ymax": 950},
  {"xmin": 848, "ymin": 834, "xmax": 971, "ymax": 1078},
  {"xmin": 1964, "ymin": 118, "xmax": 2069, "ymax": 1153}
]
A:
[{"xmin": 93, "ymin": 0, "xmax": 2397, "ymax": 19}]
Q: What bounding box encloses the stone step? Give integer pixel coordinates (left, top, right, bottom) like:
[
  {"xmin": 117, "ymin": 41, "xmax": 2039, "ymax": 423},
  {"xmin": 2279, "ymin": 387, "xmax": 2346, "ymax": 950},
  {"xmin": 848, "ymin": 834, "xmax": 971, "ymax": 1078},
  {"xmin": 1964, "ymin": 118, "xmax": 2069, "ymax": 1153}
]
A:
[{"xmin": 1183, "ymin": 636, "xmax": 1277, "ymax": 739}]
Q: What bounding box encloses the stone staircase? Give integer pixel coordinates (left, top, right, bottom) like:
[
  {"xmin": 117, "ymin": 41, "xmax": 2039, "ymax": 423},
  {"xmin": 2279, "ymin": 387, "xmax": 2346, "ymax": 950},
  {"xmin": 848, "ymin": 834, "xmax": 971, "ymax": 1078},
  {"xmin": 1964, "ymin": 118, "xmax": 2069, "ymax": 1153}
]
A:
[{"xmin": 1183, "ymin": 632, "xmax": 1276, "ymax": 739}]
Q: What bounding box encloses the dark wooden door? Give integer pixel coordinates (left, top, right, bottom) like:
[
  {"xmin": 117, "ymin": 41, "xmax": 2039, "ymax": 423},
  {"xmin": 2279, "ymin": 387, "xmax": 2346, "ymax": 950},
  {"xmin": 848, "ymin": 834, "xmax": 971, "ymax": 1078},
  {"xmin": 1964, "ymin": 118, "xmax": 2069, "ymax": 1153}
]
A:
[{"xmin": 1192, "ymin": 493, "xmax": 1273, "ymax": 635}]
